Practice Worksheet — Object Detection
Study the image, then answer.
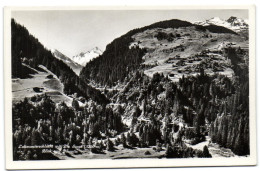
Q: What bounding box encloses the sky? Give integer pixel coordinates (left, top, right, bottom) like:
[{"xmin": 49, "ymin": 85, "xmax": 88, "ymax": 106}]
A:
[{"xmin": 12, "ymin": 9, "xmax": 248, "ymax": 58}]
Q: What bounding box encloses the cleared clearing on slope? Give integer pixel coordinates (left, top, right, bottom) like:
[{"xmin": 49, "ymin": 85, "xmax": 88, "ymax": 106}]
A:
[
  {"xmin": 130, "ymin": 27, "xmax": 247, "ymax": 81},
  {"xmin": 12, "ymin": 64, "xmax": 82, "ymax": 107}
]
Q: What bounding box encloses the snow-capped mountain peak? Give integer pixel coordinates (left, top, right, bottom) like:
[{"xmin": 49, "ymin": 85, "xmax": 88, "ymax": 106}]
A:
[
  {"xmin": 71, "ymin": 47, "xmax": 103, "ymax": 67},
  {"xmin": 51, "ymin": 49, "xmax": 83, "ymax": 75},
  {"xmin": 226, "ymin": 16, "xmax": 248, "ymax": 27},
  {"xmin": 194, "ymin": 16, "xmax": 248, "ymax": 32},
  {"xmin": 208, "ymin": 17, "xmax": 223, "ymax": 23}
]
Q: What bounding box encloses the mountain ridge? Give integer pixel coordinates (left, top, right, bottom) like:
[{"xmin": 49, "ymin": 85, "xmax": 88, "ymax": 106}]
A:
[
  {"xmin": 51, "ymin": 49, "xmax": 83, "ymax": 75},
  {"xmin": 194, "ymin": 16, "xmax": 248, "ymax": 32},
  {"xmin": 80, "ymin": 18, "xmax": 239, "ymax": 86}
]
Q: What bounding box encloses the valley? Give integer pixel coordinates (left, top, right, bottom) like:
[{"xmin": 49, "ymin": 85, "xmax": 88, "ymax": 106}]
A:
[{"xmin": 11, "ymin": 16, "xmax": 250, "ymax": 161}]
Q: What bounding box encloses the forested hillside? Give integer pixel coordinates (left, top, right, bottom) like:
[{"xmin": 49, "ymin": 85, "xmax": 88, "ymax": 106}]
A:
[
  {"xmin": 111, "ymin": 46, "xmax": 249, "ymax": 156},
  {"xmin": 209, "ymin": 47, "xmax": 249, "ymax": 155},
  {"xmin": 11, "ymin": 19, "xmax": 109, "ymax": 104},
  {"xmin": 80, "ymin": 19, "xmax": 237, "ymax": 86},
  {"xmin": 79, "ymin": 18, "xmax": 249, "ymax": 156}
]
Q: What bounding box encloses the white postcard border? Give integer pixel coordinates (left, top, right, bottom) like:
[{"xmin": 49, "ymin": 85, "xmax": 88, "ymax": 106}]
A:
[{"xmin": 4, "ymin": 5, "xmax": 256, "ymax": 170}]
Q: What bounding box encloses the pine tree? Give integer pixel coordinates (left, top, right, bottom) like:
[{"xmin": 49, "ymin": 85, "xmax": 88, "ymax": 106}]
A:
[
  {"xmin": 202, "ymin": 146, "xmax": 212, "ymax": 158},
  {"xmin": 121, "ymin": 133, "xmax": 127, "ymax": 148},
  {"xmin": 106, "ymin": 138, "xmax": 114, "ymax": 151}
]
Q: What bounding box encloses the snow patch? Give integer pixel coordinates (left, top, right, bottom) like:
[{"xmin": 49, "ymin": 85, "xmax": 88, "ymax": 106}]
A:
[{"xmin": 194, "ymin": 16, "xmax": 248, "ymax": 32}]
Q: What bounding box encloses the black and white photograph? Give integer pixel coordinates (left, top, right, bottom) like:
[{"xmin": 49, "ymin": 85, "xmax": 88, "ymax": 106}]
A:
[{"xmin": 4, "ymin": 6, "xmax": 256, "ymax": 169}]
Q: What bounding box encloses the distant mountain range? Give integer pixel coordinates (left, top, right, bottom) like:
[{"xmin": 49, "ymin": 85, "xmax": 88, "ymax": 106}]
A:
[
  {"xmin": 71, "ymin": 47, "xmax": 103, "ymax": 67},
  {"xmin": 194, "ymin": 16, "xmax": 248, "ymax": 32},
  {"xmin": 51, "ymin": 49, "xmax": 83, "ymax": 75},
  {"xmin": 51, "ymin": 47, "xmax": 103, "ymax": 75}
]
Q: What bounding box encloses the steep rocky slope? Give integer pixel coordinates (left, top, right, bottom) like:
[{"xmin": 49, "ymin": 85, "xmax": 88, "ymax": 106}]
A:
[{"xmin": 51, "ymin": 49, "xmax": 83, "ymax": 75}]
